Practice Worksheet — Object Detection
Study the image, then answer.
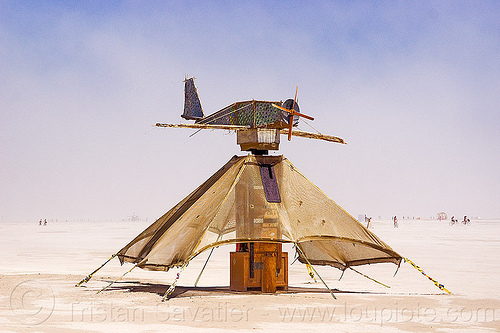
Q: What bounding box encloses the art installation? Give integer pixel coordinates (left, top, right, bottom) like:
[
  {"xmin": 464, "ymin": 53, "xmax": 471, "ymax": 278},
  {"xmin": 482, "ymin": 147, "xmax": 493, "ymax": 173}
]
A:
[{"xmin": 77, "ymin": 77, "xmax": 449, "ymax": 300}]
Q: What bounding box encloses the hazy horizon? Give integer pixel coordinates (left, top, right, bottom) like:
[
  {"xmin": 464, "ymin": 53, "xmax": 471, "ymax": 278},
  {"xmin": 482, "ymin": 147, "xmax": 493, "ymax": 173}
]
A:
[{"xmin": 1, "ymin": 2, "xmax": 499, "ymax": 222}]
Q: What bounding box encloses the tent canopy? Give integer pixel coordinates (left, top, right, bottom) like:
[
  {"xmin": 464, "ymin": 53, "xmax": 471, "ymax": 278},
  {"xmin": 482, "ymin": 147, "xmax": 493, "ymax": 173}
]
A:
[{"xmin": 117, "ymin": 155, "xmax": 401, "ymax": 271}]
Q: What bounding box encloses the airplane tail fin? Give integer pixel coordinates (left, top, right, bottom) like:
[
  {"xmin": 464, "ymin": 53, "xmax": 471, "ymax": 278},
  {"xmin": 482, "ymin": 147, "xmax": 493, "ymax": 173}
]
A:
[{"xmin": 182, "ymin": 77, "xmax": 204, "ymax": 120}]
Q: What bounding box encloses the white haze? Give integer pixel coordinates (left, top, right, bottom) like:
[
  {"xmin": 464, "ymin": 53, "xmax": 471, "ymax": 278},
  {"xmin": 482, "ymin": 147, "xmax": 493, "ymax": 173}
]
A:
[{"xmin": 1, "ymin": 2, "xmax": 499, "ymax": 222}]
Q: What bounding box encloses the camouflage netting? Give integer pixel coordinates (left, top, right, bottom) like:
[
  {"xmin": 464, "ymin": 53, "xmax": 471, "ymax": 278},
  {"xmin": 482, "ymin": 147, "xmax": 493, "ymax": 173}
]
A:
[{"xmin": 117, "ymin": 155, "xmax": 402, "ymax": 271}]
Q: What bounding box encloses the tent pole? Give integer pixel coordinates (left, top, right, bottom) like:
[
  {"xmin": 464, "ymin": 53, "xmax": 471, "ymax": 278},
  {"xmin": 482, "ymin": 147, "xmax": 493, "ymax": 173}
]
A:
[
  {"xmin": 295, "ymin": 244, "xmax": 336, "ymax": 300},
  {"xmin": 76, "ymin": 253, "xmax": 117, "ymax": 287},
  {"xmin": 194, "ymin": 234, "xmax": 222, "ymax": 287},
  {"xmin": 194, "ymin": 247, "xmax": 216, "ymax": 287},
  {"xmin": 348, "ymin": 267, "xmax": 390, "ymax": 288},
  {"xmin": 393, "ymin": 261, "xmax": 401, "ymax": 277},
  {"xmin": 338, "ymin": 268, "xmax": 346, "ymax": 281},
  {"xmin": 96, "ymin": 264, "xmax": 137, "ymax": 294}
]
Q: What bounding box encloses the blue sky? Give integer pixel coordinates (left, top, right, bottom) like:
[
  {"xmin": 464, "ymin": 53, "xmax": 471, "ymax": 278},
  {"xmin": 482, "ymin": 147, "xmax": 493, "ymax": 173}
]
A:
[{"xmin": 1, "ymin": 1, "xmax": 499, "ymax": 222}]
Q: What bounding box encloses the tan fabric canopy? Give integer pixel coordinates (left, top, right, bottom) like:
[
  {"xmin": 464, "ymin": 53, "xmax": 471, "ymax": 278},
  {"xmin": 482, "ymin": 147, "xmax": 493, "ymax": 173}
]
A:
[{"xmin": 117, "ymin": 155, "xmax": 401, "ymax": 271}]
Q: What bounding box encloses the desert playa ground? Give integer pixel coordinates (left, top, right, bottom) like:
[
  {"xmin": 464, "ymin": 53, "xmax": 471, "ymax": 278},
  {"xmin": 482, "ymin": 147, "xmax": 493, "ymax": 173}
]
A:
[{"xmin": 1, "ymin": 218, "xmax": 499, "ymax": 332}]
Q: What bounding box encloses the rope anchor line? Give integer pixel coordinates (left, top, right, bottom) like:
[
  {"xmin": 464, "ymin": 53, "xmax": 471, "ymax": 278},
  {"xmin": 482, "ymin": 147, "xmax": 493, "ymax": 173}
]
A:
[
  {"xmin": 162, "ymin": 263, "xmax": 188, "ymax": 301},
  {"xmin": 97, "ymin": 264, "xmax": 137, "ymax": 294},
  {"xmin": 404, "ymin": 257, "xmax": 451, "ymax": 294},
  {"xmin": 348, "ymin": 266, "xmax": 391, "ymax": 289},
  {"xmin": 76, "ymin": 253, "xmax": 117, "ymax": 287},
  {"xmin": 306, "ymin": 264, "xmax": 317, "ymax": 282}
]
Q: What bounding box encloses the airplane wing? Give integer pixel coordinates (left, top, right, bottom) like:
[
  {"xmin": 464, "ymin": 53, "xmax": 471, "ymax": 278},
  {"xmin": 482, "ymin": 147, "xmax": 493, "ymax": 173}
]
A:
[
  {"xmin": 155, "ymin": 123, "xmax": 249, "ymax": 131},
  {"xmin": 280, "ymin": 128, "xmax": 346, "ymax": 144},
  {"xmin": 155, "ymin": 123, "xmax": 346, "ymax": 144}
]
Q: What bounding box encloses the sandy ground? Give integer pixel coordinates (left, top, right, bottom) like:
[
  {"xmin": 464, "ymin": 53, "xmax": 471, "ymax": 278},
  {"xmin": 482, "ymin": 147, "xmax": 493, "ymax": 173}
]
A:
[{"xmin": 1, "ymin": 218, "xmax": 499, "ymax": 332}]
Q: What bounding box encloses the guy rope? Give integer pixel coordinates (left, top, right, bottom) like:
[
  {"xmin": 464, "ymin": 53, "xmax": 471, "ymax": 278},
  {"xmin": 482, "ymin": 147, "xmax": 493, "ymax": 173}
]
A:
[
  {"xmin": 76, "ymin": 253, "xmax": 117, "ymax": 287},
  {"xmin": 162, "ymin": 263, "xmax": 188, "ymax": 301},
  {"xmin": 97, "ymin": 264, "xmax": 137, "ymax": 294},
  {"xmin": 348, "ymin": 266, "xmax": 391, "ymax": 288},
  {"xmin": 404, "ymin": 257, "xmax": 451, "ymax": 294}
]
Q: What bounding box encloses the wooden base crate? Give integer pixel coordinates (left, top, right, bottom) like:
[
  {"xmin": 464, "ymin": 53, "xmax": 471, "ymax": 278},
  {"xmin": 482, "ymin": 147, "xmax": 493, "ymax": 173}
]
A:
[{"xmin": 230, "ymin": 246, "xmax": 288, "ymax": 293}]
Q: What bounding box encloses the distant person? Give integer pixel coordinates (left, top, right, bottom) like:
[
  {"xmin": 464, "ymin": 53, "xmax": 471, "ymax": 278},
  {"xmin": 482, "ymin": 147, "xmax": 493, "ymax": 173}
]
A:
[
  {"xmin": 450, "ymin": 216, "xmax": 456, "ymax": 225},
  {"xmin": 43, "ymin": 219, "xmax": 47, "ymax": 226},
  {"xmin": 463, "ymin": 216, "xmax": 470, "ymax": 225},
  {"xmin": 39, "ymin": 219, "xmax": 42, "ymax": 226},
  {"xmin": 393, "ymin": 216, "xmax": 398, "ymax": 228},
  {"xmin": 366, "ymin": 217, "xmax": 372, "ymax": 229}
]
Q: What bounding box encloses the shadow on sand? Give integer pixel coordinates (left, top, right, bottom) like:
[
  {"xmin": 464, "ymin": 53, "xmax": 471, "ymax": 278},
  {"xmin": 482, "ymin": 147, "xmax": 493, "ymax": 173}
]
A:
[{"xmin": 94, "ymin": 280, "xmax": 382, "ymax": 299}]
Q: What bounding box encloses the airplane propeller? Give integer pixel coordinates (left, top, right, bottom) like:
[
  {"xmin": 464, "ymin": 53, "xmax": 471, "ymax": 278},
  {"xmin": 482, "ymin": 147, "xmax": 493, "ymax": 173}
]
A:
[{"xmin": 272, "ymin": 85, "xmax": 314, "ymax": 140}]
